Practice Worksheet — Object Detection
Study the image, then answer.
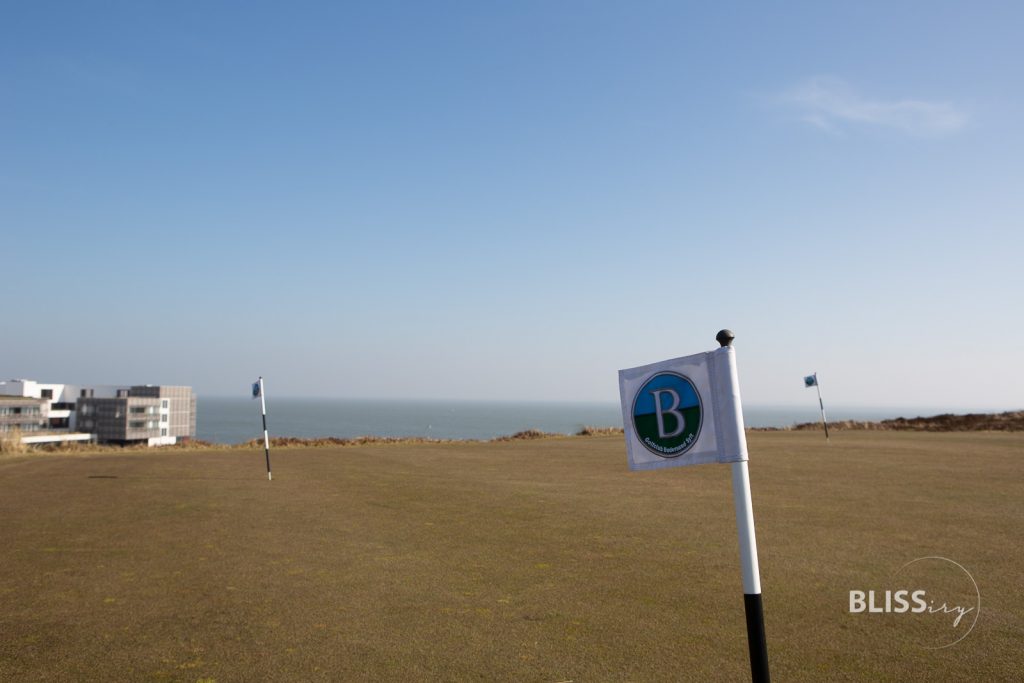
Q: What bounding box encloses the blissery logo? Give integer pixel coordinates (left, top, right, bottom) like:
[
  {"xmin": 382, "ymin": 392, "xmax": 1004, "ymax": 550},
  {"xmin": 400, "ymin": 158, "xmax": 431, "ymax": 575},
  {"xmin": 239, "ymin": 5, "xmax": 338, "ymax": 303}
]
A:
[
  {"xmin": 849, "ymin": 556, "xmax": 980, "ymax": 649},
  {"xmin": 631, "ymin": 372, "xmax": 702, "ymax": 458}
]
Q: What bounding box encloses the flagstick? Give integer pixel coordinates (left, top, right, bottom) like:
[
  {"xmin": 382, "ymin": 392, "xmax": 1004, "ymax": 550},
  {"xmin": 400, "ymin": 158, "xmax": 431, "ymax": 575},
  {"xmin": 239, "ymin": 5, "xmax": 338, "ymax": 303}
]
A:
[
  {"xmin": 718, "ymin": 331, "xmax": 770, "ymax": 683},
  {"xmin": 259, "ymin": 376, "xmax": 272, "ymax": 481},
  {"xmin": 732, "ymin": 460, "xmax": 769, "ymax": 681},
  {"xmin": 813, "ymin": 372, "xmax": 830, "ymax": 442}
]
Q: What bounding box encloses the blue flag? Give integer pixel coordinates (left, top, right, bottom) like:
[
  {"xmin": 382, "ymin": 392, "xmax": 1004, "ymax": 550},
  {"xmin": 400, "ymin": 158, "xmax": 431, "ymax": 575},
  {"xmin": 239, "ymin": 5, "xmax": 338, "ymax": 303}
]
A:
[
  {"xmin": 252, "ymin": 381, "xmax": 261, "ymax": 398},
  {"xmin": 803, "ymin": 374, "xmax": 817, "ymax": 388}
]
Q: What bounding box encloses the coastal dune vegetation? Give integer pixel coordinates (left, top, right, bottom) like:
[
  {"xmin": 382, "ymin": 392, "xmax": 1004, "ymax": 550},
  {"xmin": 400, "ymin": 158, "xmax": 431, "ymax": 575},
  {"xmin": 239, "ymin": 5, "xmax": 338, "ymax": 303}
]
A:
[{"xmin": 3, "ymin": 411, "xmax": 1022, "ymax": 456}]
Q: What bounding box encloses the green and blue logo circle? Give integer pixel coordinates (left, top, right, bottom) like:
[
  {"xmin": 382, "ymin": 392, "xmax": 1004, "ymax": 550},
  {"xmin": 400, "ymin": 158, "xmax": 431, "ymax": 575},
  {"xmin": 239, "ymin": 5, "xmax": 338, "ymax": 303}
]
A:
[{"xmin": 632, "ymin": 372, "xmax": 702, "ymax": 457}]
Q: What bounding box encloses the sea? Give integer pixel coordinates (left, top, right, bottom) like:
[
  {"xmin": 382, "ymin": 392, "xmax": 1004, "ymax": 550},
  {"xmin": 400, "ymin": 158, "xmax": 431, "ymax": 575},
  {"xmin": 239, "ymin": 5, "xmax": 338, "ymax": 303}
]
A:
[{"xmin": 195, "ymin": 397, "xmax": 938, "ymax": 445}]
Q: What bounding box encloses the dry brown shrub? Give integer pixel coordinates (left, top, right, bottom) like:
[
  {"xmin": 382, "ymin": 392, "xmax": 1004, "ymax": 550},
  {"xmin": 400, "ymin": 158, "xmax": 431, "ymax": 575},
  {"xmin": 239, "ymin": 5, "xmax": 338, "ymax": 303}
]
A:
[
  {"xmin": 493, "ymin": 429, "xmax": 556, "ymax": 442},
  {"xmin": 777, "ymin": 410, "xmax": 1024, "ymax": 433},
  {"xmin": 576, "ymin": 426, "xmax": 624, "ymax": 437},
  {"xmin": 0, "ymin": 427, "xmax": 28, "ymax": 454}
]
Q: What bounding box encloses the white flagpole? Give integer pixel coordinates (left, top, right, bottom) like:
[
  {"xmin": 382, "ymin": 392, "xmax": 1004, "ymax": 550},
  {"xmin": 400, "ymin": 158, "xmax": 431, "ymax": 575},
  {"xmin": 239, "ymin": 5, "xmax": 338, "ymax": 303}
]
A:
[
  {"xmin": 259, "ymin": 377, "xmax": 272, "ymax": 481},
  {"xmin": 732, "ymin": 459, "xmax": 769, "ymax": 681},
  {"xmin": 814, "ymin": 372, "xmax": 830, "ymax": 442},
  {"xmin": 718, "ymin": 330, "xmax": 769, "ymax": 682}
]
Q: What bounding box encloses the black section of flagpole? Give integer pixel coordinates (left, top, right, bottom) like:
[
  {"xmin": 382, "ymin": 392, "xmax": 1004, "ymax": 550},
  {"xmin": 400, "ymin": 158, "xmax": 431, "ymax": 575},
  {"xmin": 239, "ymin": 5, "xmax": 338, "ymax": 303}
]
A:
[
  {"xmin": 744, "ymin": 593, "xmax": 770, "ymax": 683},
  {"xmin": 262, "ymin": 410, "xmax": 272, "ymax": 476}
]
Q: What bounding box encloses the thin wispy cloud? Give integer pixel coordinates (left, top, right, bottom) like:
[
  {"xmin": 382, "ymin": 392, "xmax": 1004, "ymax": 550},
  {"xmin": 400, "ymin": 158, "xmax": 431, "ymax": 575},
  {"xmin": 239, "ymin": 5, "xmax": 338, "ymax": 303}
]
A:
[{"xmin": 779, "ymin": 77, "xmax": 968, "ymax": 136}]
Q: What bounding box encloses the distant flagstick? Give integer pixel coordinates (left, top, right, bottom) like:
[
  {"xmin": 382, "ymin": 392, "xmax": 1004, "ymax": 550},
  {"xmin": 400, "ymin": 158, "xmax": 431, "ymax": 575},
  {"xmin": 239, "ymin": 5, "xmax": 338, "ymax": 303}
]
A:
[
  {"xmin": 804, "ymin": 372, "xmax": 829, "ymax": 441},
  {"xmin": 253, "ymin": 377, "xmax": 272, "ymax": 480}
]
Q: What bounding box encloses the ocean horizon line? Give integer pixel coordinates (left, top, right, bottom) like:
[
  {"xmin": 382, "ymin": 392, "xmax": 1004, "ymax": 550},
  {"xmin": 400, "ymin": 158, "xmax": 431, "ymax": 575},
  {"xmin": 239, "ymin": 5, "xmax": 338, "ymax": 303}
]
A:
[
  {"xmin": 195, "ymin": 395, "xmax": 1019, "ymax": 414},
  {"xmin": 192, "ymin": 397, "xmax": 1019, "ymax": 445}
]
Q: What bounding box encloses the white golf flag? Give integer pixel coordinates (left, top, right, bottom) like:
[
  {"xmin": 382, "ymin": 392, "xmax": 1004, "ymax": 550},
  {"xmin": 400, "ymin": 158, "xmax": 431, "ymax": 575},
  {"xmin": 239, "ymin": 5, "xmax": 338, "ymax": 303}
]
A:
[{"xmin": 619, "ymin": 346, "xmax": 748, "ymax": 471}]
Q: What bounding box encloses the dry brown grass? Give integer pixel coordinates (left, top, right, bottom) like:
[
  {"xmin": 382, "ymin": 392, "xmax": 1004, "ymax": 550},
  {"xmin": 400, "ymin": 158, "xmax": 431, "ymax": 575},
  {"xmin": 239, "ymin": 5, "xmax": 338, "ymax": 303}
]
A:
[
  {"xmin": 15, "ymin": 429, "xmax": 618, "ymax": 455},
  {"xmin": 0, "ymin": 427, "xmax": 28, "ymax": 454},
  {"xmin": 783, "ymin": 410, "xmax": 1024, "ymax": 432},
  {"xmin": 0, "ymin": 432, "xmax": 1020, "ymax": 681},
  {"xmin": 492, "ymin": 429, "xmax": 560, "ymax": 441},
  {"xmin": 575, "ymin": 425, "xmax": 625, "ymax": 437}
]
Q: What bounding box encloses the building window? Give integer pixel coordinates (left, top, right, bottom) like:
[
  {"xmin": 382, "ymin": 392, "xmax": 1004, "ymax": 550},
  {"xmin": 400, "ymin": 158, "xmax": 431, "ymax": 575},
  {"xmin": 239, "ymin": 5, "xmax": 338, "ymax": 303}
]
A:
[
  {"xmin": 117, "ymin": 389, "xmax": 129, "ymax": 398},
  {"xmin": 161, "ymin": 414, "xmax": 168, "ymax": 422},
  {"xmin": 161, "ymin": 428, "xmax": 167, "ymax": 436},
  {"xmin": 129, "ymin": 420, "xmax": 145, "ymax": 429},
  {"xmin": 162, "ymin": 400, "xmax": 168, "ymax": 409},
  {"xmin": 41, "ymin": 389, "xmax": 53, "ymax": 399}
]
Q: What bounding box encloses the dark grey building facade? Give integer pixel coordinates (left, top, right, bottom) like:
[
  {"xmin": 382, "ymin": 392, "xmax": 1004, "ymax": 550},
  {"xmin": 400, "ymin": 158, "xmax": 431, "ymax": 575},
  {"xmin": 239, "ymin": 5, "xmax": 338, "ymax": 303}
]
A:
[{"xmin": 76, "ymin": 385, "xmax": 196, "ymax": 445}]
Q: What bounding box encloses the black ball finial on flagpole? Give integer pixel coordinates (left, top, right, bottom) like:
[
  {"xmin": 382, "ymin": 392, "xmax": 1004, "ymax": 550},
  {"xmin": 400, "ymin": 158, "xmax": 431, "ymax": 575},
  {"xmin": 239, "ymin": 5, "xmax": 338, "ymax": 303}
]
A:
[{"xmin": 716, "ymin": 329, "xmax": 735, "ymax": 347}]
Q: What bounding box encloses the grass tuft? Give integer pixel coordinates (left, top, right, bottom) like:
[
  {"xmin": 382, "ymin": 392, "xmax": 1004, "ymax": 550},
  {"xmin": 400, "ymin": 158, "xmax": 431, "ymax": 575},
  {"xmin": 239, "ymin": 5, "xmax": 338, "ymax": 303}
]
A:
[{"xmin": 0, "ymin": 427, "xmax": 28, "ymax": 454}]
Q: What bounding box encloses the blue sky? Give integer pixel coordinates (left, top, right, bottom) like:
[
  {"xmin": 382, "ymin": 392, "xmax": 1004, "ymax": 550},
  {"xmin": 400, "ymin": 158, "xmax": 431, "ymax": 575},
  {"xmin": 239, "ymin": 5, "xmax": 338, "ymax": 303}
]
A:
[{"xmin": 2, "ymin": 2, "xmax": 1022, "ymax": 409}]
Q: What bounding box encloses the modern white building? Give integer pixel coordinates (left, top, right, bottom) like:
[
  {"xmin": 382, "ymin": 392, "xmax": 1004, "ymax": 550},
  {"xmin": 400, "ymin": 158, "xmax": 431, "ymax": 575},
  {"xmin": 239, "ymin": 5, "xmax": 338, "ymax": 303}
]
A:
[{"xmin": 0, "ymin": 379, "xmax": 83, "ymax": 430}]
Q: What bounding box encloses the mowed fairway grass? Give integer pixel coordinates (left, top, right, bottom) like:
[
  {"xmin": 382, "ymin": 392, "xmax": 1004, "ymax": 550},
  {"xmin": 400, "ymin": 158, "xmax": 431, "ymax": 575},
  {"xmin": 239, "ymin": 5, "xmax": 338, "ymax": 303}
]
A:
[{"xmin": 1, "ymin": 432, "xmax": 1021, "ymax": 681}]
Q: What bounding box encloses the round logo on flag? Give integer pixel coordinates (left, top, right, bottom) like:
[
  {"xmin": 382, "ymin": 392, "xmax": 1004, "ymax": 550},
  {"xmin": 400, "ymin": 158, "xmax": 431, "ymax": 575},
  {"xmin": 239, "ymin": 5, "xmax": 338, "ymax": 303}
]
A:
[{"xmin": 631, "ymin": 372, "xmax": 702, "ymax": 458}]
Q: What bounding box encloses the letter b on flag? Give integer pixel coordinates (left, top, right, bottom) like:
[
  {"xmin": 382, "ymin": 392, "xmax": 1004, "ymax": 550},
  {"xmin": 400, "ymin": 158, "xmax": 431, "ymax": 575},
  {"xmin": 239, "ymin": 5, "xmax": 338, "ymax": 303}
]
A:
[{"xmin": 651, "ymin": 389, "xmax": 685, "ymax": 438}]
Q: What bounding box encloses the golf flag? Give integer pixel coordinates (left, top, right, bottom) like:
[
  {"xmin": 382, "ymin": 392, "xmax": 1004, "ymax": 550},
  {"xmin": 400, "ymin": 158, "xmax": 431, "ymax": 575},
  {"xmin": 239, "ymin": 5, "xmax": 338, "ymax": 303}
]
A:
[
  {"xmin": 619, "ymin": 331, "xmax": 770, "ymax": 681},
  {"xmin": 619, "ymin": 345, "xmax": 748, "ymax": 471},
  {"xmin": 803, "ymin": 371, "xmax": 829, "ymax": 441},
  {"xmin": 253, "ymin": 377, "xmax": 272, "ymax": 480}
]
